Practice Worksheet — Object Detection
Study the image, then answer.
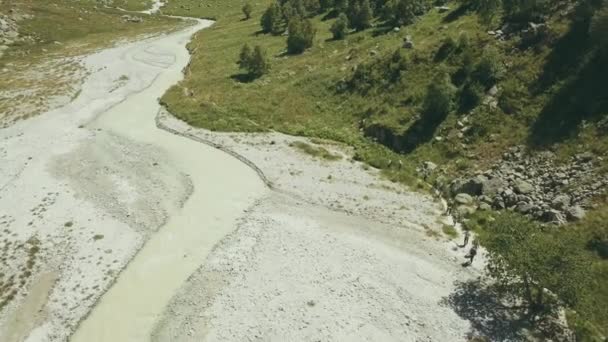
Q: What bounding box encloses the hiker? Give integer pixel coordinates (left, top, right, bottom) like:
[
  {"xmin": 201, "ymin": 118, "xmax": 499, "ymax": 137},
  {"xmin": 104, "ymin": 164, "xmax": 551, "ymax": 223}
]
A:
[
  {"xmin": 461, "ymin": 229, "xmax": 471, "ymax": 248},
  {"xmin": 465, "ymin": 240, "xmax": 479, "ymax": 265}
]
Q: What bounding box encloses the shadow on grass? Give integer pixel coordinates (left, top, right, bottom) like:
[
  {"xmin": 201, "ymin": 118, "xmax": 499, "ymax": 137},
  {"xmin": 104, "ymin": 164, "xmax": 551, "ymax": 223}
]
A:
[
  {"xmin": 441, "ymin": 280, "xmax": 532, "ymax": 341},
  {"xmin": 230, "ymin": 73, "xmax": 257, "ymax": 83},
  {"xmin": 442, "ymin": 4, "xmax": 470, "ymax": 23},
  {"xmin": 528, "ymin": 49, "xmax": 608, "ymax": 147}
]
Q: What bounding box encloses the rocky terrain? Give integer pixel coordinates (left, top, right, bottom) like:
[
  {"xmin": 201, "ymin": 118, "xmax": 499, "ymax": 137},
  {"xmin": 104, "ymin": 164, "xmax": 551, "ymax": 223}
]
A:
[{"xmin": 444, "ymin": 146, "xmax": 608, "ymax": 225}]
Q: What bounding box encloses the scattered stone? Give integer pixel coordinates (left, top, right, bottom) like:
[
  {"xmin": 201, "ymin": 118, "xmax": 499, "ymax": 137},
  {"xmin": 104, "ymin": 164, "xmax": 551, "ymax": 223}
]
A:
[
  {"xmin": 403, "ymin": 35, "xmax": 414, "ymax": 49},
  {"xmin": 566, "ymin": 206, "xmax": 586, "ymax": 221},
  {"xmin": 514, "ymin": 180, "xmax": 534, "ymax": 195},
  {"xmin": 455, "ymin": 193, "xmax": 473, "ymax": 205}
]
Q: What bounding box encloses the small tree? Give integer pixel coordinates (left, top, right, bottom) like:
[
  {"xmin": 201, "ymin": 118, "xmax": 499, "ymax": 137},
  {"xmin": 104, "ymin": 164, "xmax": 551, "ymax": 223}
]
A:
[
  {"xmin": 242, "ymin": 3, "xmax": 253, "ymax": 20},
  {"xmin": 238, "ymin": 44, "xmax": 253, "ymax": 70},
  {"xmin": 287, "ymin": 18, "xmax": 316, "ymax": 54},
  {"xmin": 590, "ymin": 5, "xmax": 608, "ymax": 51},
  {"xmin": 473, "ymin": 47, "xmax": 504, "ymax": 88},
  {"xmin": 389, "ymin": 0, "xmax": 428, "ymax": 26},
  {"xmin": 481, "ymin": 212, "xmax": 591, "ymax": 316},
  {"xmin": 347, "ymin": 0, "xmax": 373, "ymax": 31},
  {"xmin": 422, "ymin": 71, "xmax": 456, "ymax": 121},
  {"xmin": 261, "ymin": 2, "xmax": 284, "ymax": 35},
  {"xmin": 330, "ymin": 13, "xmax": 349, "ymax": 39},
  {"xmin": 237, "ymin": 44, "xmax": 270, "ymax": 78}
]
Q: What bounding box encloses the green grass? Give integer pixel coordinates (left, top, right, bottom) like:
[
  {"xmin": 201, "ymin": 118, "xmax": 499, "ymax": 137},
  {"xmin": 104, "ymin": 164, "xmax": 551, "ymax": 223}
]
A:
[
  {"xmin": 290, "ymin": 141, "xmax": 341, "ymax": 161},
  {"xmin": 442, "ymin": 224, "xmax": 459, "ymax": 239}
]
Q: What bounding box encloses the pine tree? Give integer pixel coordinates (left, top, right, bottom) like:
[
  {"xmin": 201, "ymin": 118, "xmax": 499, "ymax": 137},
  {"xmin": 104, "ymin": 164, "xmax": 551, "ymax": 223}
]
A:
[
  {"xmin": 242, "ymin": 3, "xmax": 253, "ymax": 20},
  {"xmin": 287, "ymin": 17, "xmax": 316, "ymax": 54},
  {"xmin": 261, "ymin": 2, "xmax": 285, "ymax": 35},
  {"xmin": 330, "ymin": 13, "xmax": 349, "ymax": 39}
]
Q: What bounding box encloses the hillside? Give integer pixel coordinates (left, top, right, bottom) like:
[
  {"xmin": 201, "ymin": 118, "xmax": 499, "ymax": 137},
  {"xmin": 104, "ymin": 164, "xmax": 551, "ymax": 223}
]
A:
[{"xmin": 158, "ymin": 0, "xmax": 608, "ymax": 339}]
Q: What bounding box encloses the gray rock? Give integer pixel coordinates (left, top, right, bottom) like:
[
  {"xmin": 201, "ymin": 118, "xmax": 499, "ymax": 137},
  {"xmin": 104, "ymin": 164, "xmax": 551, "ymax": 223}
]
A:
[
  {"xmin": 456, "ymin": 205, "xmax": 476, "ymax": 216},
  {"xmin": 515, "ymin": 201, "xmax": 534, "ymax": 214},
  {"xmin": 403, "ymin": 36, "xmax": 414, "ymax": 49},
  {"xmin": 451, "ymin": 175, "xmax": 487, "ymax": 196},
  {"xmin": 478, "ymin": 203, "xmax": 492, "ymax": 211},
  {"xmin": 481, "ymin": 177, "xmax": 507, "ymax": 197},
  {"xmin": 423, "ymin": 161, "xmax": 438, "ymax": 171},
  {"xmin": 455, "ymin": 193, "xmax": 474, "ymax": 205},
  {"xmin": 514, "ymin": 180, "xmax": 534, "ymax": 194},
  {"xmin": 540, "ymin": 210, "xmax": 566, "ymax": 225},
  {"xmin": 437, "ymin": 6, "xmax": 450, "ymax": 13},
  {"xmin": 566, "ymin": 206, "xmax": 586, "ymax": 221},
  {"xmin": 551, "ymin": 194, "xmax": 571, "ymax": 210}
]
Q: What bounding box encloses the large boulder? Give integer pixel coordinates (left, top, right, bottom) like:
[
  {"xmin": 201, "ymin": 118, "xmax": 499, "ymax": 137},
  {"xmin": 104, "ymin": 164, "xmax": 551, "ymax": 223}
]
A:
[
  {"xmin": 481, "ymin": 177, "xmax": 507, "ymax": 197},
  {"xmin": 540, "ymin": 209, "xmax": 566, "ymax": 225},
  {"xmin": 455, "ymin": 193, "xmax": 474, "ymax": 205},
  {"xmin": 566, "ymin": 206, "xmax": 586, "ymax": 221},
  {"xmin": 450, "ymin": 175, "xmax": 488, "ymax": 196},
  {"xmin": 514, "ymin": 180, "xmax": 534, "ymax": 194},
  {"xmin": 551, "ymin": 194, "xmax": 571, "ymax": 210}
]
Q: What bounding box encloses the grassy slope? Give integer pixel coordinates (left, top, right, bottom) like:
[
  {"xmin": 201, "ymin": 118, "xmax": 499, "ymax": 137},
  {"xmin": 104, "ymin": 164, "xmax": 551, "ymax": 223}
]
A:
[{"xmin": 160, "ymin": 0, "xmax": 608, "ymax": 335}]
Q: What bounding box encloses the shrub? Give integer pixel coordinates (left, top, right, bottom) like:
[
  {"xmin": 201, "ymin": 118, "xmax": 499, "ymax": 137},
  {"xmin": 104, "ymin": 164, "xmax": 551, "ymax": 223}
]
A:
[
  {"xmin": 388, "ymin": 0, "xmax": 430, "ymax": 26},
  {"xmin": 287, "ymin": 17, "xmax": 316, "ymax": 54},
  {"xmin": 459, "ymin": 81, "xmax": 485, "ymax": 111},
  {"xmin": 242, "ymin": 3, "xmax": 253, "ymax": 20},
  {"xmin": 347, "ymin": 0, "xmax": 373, "ymax": 31},
  {"xmin": 423, "ymin": 71, "xmax": 457, "ymax": 120},
  {"xmin": 473, "ymin": 47, "xmax": 504, "ymax": 88},
  {"xmin": 330, "ymin": 13, "xmax": 349, "ymax": 39},
  {"xmin": 435, "ymin": 36, "xmax": 458, "ymax": 61},
  {"xmin": 498, "ymin": 78, "xmax": 526, "ymax": 114},
  {"xmin": 261, "ymin": 2, "xmax": 284, "ymax": 34},
  {"xmin": 238, "ymin": 44, "xmax": 271, "ymax": 78},
  {"xmin": 590, "ymin": 5, "xmax": 608, "ymax": 51}
]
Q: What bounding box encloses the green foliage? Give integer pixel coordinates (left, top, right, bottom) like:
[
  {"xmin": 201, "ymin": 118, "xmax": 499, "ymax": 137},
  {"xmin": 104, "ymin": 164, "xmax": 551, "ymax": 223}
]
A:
[
  {"xmin": 590, "ymin": 4, "xmax": 608, "ymax": 51},
  {"xmin": 442, "ymin": 224, "xmax": 459, "ymax": 238},
  {"xmin": 347, "ymin": 0, "xmax": 374, "ymax": 31},
  {"xmin": 242, "ymin": 3, "xmax": 253, "ymax": 20},
  {"xmin": 423, "ymin": 71, "xmax": 456, "ymax": 120},
  {"xmin": 346, "ymin": 48, "xmax": 408, "ymax": 93},
  {"xmin": 261, "ymin": 2, "xmax": 285, "ymax": 34},
  {"xmin": 238, "ymin": 44, "xmax": 271, "ymax": 78},
  {"xmin": 472, "ymin": 47, "xmax": 504, "ymax": 88},
  {"xmin": 481, "ymin": 212, "xmax": 591, "ymax": 314},
  {"xmin": 498, "ymin": 78, "xmax": 526, "ymax": 114},
  {"xmin": 330, "ymin": 13, "xmax": 349, "ymax": 39},
  {"xmin": 388, "ymin": 0, "xmax": 430, "ymax": 26},
  {"xmin": 287, "ymin": 17, "xmax": 316, "ymax": 53}
]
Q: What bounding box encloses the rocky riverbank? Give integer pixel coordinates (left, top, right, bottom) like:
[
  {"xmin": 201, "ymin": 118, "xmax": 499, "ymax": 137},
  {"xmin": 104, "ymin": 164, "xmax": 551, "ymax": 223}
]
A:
[{"xmin": 443, "ymin": 145, "xmax": 607, "ymax": 224}]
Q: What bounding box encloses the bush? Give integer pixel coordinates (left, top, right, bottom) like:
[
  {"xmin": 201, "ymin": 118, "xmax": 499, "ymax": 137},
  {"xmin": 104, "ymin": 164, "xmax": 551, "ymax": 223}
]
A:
[
  {"xmin": 435, "ymin": 36, "xmax": 458, "ymax": 61},
  {"xmin": 287, "ymin": 18, "xmax": 316, "ymax": 54},
  {"xmin": 261, "ymin": 2, "xmax": 284, "ymax": 34},
  {"xmin": 473, "ymin": 47, "xmax": 504, "ymax": 88},
  {"xmin": 590, "ymin": 5, "xmax": 608, "ymax": 51},
  {"xmin": 498, "ymin": 78, "xmax": 526, "ymax": 114},
  {"xmin": 237, "ymin": 44, "xmax": 271, "ymax": 78},
  {"xmin": 347, "ymin": 0, "xmax": 373, "ymax": 31},
  {"xmin": 423, "ymin": 71, "xmax": 457, "ymax": 120},
  {"xmin": 459, "ymin": 81, "xmax": 484, "ymax": 111},
  {"xmin": 330, "ymin": 13, "xmax": 349, "ymax": 39},
  {"xmin": 388, "ymin": 0, "xmax": 430, "ymax": 26},
  {"xmin": 242, "ymin": 3, "xmax": 253, "ymax": 20}
]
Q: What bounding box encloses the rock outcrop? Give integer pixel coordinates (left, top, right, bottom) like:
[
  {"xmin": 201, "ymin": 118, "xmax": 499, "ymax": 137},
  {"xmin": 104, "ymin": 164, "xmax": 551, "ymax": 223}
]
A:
[{"xmin": 444, "ymin": 146, "xmax": 607, "ymax": 224}]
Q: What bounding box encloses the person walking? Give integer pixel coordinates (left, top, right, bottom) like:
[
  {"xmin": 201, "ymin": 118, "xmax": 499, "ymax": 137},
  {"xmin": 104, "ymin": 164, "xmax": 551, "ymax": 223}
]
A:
[
  {"xmin": 465, "ymin": 239, "xmax": 479, "ymax": 265},
  {"xmin": 461, "ymin": 229, "xmax": 471, "ymax": 248}
]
